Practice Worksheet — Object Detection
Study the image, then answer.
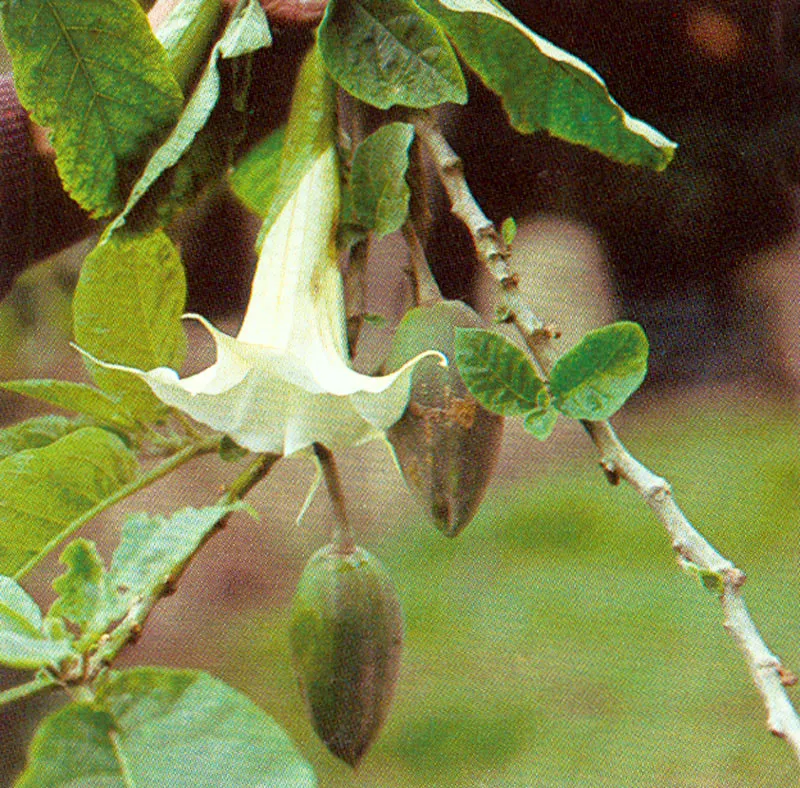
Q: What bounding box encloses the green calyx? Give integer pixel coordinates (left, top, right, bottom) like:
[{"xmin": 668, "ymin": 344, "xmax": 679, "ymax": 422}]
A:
[
  {"xmin": 385, "ymin": 300, "xmax": 504, "ymax": 537},
  {"xmin": 289, "ymin": 544, "xmax": 403, "ymax": 768}
]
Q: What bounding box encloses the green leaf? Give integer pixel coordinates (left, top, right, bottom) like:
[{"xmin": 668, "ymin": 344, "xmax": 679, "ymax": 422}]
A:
[
  {"xmin": 1, "ymin": 380, "xmax": 138, "ymax": 431},
  {"xmin": 417, "ymin": 0, "xmax": 677, "ymax": 170},
  {"xmin": 256, "ymin": 43, "xmax": 337, "ymax": 246},
  {"xmin": 156, "ymin": 0, "xmax": 224, "ymax": 92},
  {"xmin": 0, "ymin": 416, "xmax": 81, "ymax": 460},
  {"xmin": 0, "ymin": 576, "xmax": 75, "ymax": 670},
  {"xmin": 549, "ymin": 321, "xmax": 649, "ymax": 420},
  {"xmin": 0, "ymin": 428, "xmax": 138, "ymax": 579},
  {"xmin": 319, "ymin": 0, "xmax": 467, "ymax": 110},
  {"xmin": 16, "ymin": 668, "xmax": 318, "ymax": 787},
  {"xmin": 454, "ymin": 328, "xmax": 548, "ymax": 416},
  {"xmin": 501, "ymin": 216, "xmax": 517, "ymax": 246},
  {"xmin": 73, "ymin": 230, "xmax": 187, "ymax": 422},
  {"xmin": 105, "ymin": 505, "xmax": 241, "ymax": 622},
  {"xmin": 351, "ymin": 122, "xmax": 415, "ymax": 237},
  {"xmin": 0, "ymin": 0, "xmax": 184, "ymax": 217},
  {"xmin": 107, "ymin": 0, "xmax": 272, "ymax": 234},
  {"xmin": 523, "ymin": 406, "xmax": 558, "ymax": 441},
  {"xmin": 228, "ymin": 126, "xmax": 285, "ymax": 217},
  {"xmin": 50, "ymin": 540, "xmax": 110, "ymax": 634}
]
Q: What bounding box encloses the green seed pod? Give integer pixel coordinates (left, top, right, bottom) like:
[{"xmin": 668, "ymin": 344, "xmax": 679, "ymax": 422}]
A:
[
  {"xmin": 289, "ymin": 544, "xmax": 403, "ymax": 768},
  {"xmin": 385, "ymin": 300, "xmax": 504, "ymax": 536}
]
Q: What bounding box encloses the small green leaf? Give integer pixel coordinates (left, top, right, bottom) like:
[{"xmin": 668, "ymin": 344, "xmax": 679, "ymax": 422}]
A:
[
  {"xmin": 1, "ymin": 380, "xmax": 138, "ymax": 431},
  {"xmin": 454, "ymin": 328, "xmax": 548, "ymax": 416},
  {"xmin": 256, "ymin": 43, "xmax": 337, "ymax": 246},
  {"xmin": 50, "ymin": 540, "xmax": 111, "ymax": 635},
  {"xmin": 0, "ymin": 0, "xmax": 184, "ymax": 217},
  {"xmin": 683, "ymin": 561, "xmax": 725, "ymax": 596},
  {"xmin": 700, "ymin": 570, "xmax": 725, "ymax": 596},
  {"xmin": 0, "ymin": 576, "xmax": 75, "ymax": 670},
  {"xmin": 351, "ymin": 122, "xmax": 415, "ymax": 237},
  {"xmin": 501, "ymin": 217, "xmax": 517, "ymax": 246},
  {"xmin": 16, "ymin": 668, "xmax": 317, "ymax": 787},
  {"xmin": 550, "ymin": 321, "xmax": 649, "ymax": 420},
  {"xmin": 417, "ymin": 0, "xmax": 676, "ymax": 170},
  {"xmin": 0, "ymin": 428, "xmax": 139, "ymax": 579},
  {"xmin": 229, "ymin": 126, "xmax": 286, "ymax": 217},
  {"xmin": 318, "ymin": 0, "xmax": 467, "ymax": 110},
  {"xmin": 73, "ymin": 230, "xmax": 187, "ymax": 422},
  {"xmin": 523, "ymin": 407, "xmax": 558, "ymax": 441},
  {"xmin": 108, "ymin": 0, "xmax": 272, "ymax": 234},
  {"xmin": 0, "ymin": 416, "xmax": 81, "ymax": 460}
]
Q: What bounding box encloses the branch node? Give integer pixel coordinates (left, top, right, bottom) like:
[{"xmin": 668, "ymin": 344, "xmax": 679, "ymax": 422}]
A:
[
  {"xmin": 779, "ymin": 665, "xmax": 799, "ymax": 687},
  {"xmin": 600, "ymin": 460, "xmax": 621, "ymax": 486},
  {"xmin": 725, "ymin": 567, "xmax": 747, "ymax": 590}
]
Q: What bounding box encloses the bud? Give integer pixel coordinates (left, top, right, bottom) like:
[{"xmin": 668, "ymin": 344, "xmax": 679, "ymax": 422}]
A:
[
  {"xmin": 289, "ymin": 544, "xmax": 403, "ymax": 767},
  {"xmin": 385, "ymin": 300, "xmax": 504, "ymax": 536}
]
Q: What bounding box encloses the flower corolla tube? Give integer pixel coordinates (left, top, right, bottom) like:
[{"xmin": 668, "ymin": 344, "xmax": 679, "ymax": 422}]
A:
[{"xmin": 85, "ymin": 146, "xmax": 443, "ymax": 456}]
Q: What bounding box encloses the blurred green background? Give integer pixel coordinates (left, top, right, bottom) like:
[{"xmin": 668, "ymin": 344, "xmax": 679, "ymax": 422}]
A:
[{"xmin": 203, "ymin": 396, "xmax": 800, "ymax": 788}]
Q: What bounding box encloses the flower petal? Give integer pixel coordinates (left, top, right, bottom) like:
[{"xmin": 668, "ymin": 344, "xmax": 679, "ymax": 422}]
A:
[{"xmin": 75, "ymin": 147, "xmax": 444, "ymax": 456}]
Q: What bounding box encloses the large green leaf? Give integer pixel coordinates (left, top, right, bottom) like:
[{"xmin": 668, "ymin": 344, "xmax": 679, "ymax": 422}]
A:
[
  {"xmin": 0, "ymin": 415, "xmax": 81, "ymax": 461},
  {"xmin": 0, "ymin": 0, "xmax": 184, "ymax": 217},
  {"xmin": 16, "ymin": 668, "xmax": 317, "ymax": 787},
  {"xmin": 107, "ymin": 0, "xmax": 272, "ymax": 234},
  {"xmin": 256, "ymin": 43, "xmax": 337, "ymax": 246},
  {"xmin": 549, "ymin": 321, "xmax": 649, "ymax": 420},
  {"xmin": 105, "ymin": 505, "xmax": 240, "ymax": 621},
  {"xmin": 228, "ymin": 126, "xmax": 285, "ymax": 217},
  {"xmin": 155, "ymin": 0, "xmax": 224, "ymax": 92},
  {"xmin": 45, "ymin": 507, "xmax": 239, "ymax": 643},
  {"xmin": 73, "ymin": 230, "xmax": 187, "ymax": 422},
  {"xmin": 1, "ymin": 380, "xmax": 138, "ymax": 432},
  {"xmin": 454, "ymin": 328, "xmax": 548, "ymax": 416},
  {"xmin": 417, "ymin": 0, "xmax": 676, "ymax": 170},
  {"xmin": 318, "ymin": 0, "xmax": 466, "ymax": 110},
  {"xmin": 351, "ymin": 122, "xmax": 415, "ymax": 237},
  {"xmin": 0, "ymin": 576, "xmax": 75, "ymax": 670},
  {"xmin": 0, "ymin": 428, "xmax": 138, "ymax": 578}
]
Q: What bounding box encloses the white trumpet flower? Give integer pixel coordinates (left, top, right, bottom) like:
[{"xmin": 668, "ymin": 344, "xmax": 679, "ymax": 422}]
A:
[{"xmin": 85, "ymin": 146, "xmax": 442, "ymax": 456}]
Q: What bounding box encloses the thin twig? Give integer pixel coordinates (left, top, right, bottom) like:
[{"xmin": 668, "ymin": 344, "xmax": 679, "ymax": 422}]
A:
[
  {"xmin": 0, "ymin": 672, "xmax": 59, "ymax": 708},
  {"xmin": 414, "ymin": 108, "xmax": 800, "ymax": 761},
  {"xmin": 402, "ymin": 221, "xmax": 442, "ymax": 305}
]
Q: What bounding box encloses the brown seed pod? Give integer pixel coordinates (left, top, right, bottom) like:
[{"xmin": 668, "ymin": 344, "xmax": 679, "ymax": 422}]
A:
[
  {"xmin": 385, "ymin": 300, "xmax": 504, "ymax": 536},
  {"xmin": 289, "ymin": 544, "xmax": 403, "ymax": 768}
]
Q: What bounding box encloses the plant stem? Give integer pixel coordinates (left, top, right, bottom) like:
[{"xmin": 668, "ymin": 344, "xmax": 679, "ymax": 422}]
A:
[
  {"xmin": 13, "ymin": 436, "xmax": 221, "ymax": 581},
  {"xmin": 414, "ymin": 108, "xmax": 800, "ymax": 762},
  {"xmin": 0, "ymin": 672, "xmax": 59, "ymax": 708},
  {"xmin": 312, "ymin": 443, "xmax": 355, "ymax": 554},
  {"xmin": 402, "ymin": 221, "xmax": 442, "ymax": 305}
]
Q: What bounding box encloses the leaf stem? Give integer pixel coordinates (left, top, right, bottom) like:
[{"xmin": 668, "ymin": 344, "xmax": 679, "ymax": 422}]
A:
[
  {"xmin": 414, "ymin": 108, "xmax": 800, "ymax": 762},
  {"xmin": 0, "ymin": 672, "xmax": 59, "ymax": 708},
  {"xmin": 14, "ymin": 437, "xmax": 222, "ymax": 580},
  {"xmin": 312, "ymin": 443, "xmax": 355, "ymax": 554}
]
